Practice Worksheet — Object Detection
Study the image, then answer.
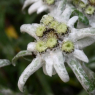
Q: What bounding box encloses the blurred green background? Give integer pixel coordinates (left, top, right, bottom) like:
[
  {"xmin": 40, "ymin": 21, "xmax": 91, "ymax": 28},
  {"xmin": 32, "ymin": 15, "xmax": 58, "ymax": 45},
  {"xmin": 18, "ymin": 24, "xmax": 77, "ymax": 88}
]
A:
[{"xmin": 0, "ymin": 0, "xmax": 95, "ymax": 95}]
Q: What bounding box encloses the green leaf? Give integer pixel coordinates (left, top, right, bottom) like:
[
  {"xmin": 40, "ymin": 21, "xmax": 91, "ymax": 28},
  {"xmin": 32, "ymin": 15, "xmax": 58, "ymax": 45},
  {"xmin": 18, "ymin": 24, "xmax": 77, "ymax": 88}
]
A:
[
  {"xmin": 0, "ymin": 59, "xmax": 11, "ymax": 67},
  {"xmin": 12, "ymin": 50, "xmax": 32, "ymax": 66},
  {"xmin": 72, "ymin": 9, "xmax": 89, "ymax": 25}
]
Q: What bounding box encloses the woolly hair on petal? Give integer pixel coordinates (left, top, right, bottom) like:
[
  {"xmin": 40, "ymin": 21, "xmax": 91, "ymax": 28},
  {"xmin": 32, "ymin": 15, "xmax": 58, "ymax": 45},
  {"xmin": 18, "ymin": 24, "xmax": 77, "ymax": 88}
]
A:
[
  {"xmin": 22, "ymin": 0, "xmax": 38, "ymax": 10},
  {"xmin": 75, "ymin": 37, "xmax": 95, "ymax": 49},
  {"xmin": 61, "ymin": 5, "xmax": 74, "ymax": 23},
  {"xmin": 37, "ymin": 5, "xmax": 48, "ymax": 14},
  {"xmin": 20, "ymin": 24, "xmax": 40, "ymax": 40},
  {"xmin": 67, "ymin": 58, "xmax": 95, "ymax": 94},
  {"xmin": 44, "ymin": 55, "xmax": 54, "ymax": 77},
  {"xmin": 73, "ymin": 49, "xmax": 89, "ymax": 63},
  {"xmin": 27, "ymin": 42, "xmax": 36, "ymax": 52},
  {"xmin": 43, "ymin": 64, "xmax": 48, "ymax": 75},
  {"xmin": 49, "ymin": 3, "xmax": 73, "ymax": 23},
  {"xmin": 67, "ymin": 16, "xmax": 78, "ymax": 28},
  {"xmin": 52, "ymin": 50, "xmax": 69, "ymax": 82},
  {"xmin": 18, "ymin": 56, "xmax": 42, "ymax": 92},
  {"xmin": 28, "ymin": 0, "xmax": 43, "ymax": 14},
  {"xmin": 89, "ymin": 16, "xmax": 95, "ymax": 28},
  {"xmin": 70, "ymin": 28, "xmax": 95, "ymax": 41}
]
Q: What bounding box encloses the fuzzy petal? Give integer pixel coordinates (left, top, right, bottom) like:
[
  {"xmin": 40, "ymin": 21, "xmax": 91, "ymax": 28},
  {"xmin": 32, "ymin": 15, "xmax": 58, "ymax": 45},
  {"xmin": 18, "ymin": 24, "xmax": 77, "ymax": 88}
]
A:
[
  {"xmin": 89, "ymin": 16, "xmax": 95, "ymax": 28},
  {"xmin": 73, "ymin": 49, "xmax": 89, "ymax": 63},
  {"xmin": 43, "ymin": 64, "xmax": 48, "ymax": 75},
  {"xmin": 37, "ymin": 5, "xmax": 48, "ymax": 14},
  {"xmin": 62, "ymin": 5, "xmax": 73, "ymax": 23},
  {"xmin": 28, "ymin": 0, "xmax": 43, "ymax": 14},
  {"xmin": 22, "ymin": 0, "xmax": 38, "ymax": 9},
  {"xmin": 75, "ymin": 37, "xmax": 95, "ymax": 49},
  {"xmin": 52, "ymin": 50, "xmax": 69, "ymax": 82},
  {"xmin": 27, "ymin": 42, "xmax": 36, "ymax": 52},
  {"xmin": 44, "ymin": 56, "xmax": 53, "ymax": 77},
  {"xmin": 67, "ymin": 58, "xmax": 95, "ymax": 94},
  {"xmin": 18, "ymin": 56, "xmax": 42, "ymax": 92},
  {"xmin": 68, "ymin": 16, "xmax": 78, "ymax": 28},
  {"xmin": 20, "ymin": 24, "xmax": 40, "ymax": 40},
  {"xmin": 70, "ymin": 28, "xmax": 95, "ymax": 41}
]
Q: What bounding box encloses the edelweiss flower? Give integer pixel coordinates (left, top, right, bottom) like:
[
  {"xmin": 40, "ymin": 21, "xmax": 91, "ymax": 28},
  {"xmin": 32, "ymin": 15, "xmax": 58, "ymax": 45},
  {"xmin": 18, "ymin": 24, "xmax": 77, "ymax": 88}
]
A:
[
  {"xmin": 72, "ymin": 0, "xmax": 95, "ymax": 27},
  {"xmin": 22, "ymin": 0, "xmax": 62, "ymax": 14},
  {"xmin": 12, "ymin": 5, "xmax": 95, "ymax": 93}
]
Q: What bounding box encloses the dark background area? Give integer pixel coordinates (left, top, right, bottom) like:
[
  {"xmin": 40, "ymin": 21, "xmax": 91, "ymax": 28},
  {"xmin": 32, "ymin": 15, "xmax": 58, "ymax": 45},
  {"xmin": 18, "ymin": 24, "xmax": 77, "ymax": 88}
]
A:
[{"xmin": 0, "ymin": 0, "xmax": 95, "ymax": 95}]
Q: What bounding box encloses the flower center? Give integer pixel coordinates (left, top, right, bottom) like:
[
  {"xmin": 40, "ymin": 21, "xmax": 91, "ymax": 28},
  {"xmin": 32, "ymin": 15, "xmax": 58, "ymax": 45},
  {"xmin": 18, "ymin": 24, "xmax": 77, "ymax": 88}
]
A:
[
  {"xmin": 49, "ymin": 20, "xmax": 59, "ymax": 30},
  {"xmin": 56, "ymin": 23, "xmax": 68, "ymax": 34},
  {"xmin": 36, "ymin": 25, "xmax": 46, "ymax": 37},
  {"xmin": 85, "ymin": 5, "xmax": 95, "ymax": 14},
  {"xmin": 46, "ymin": 31, "xmax": 58, "ymax": 48},
  {"xmin": 61, "ymin": 41, "xmax": 74, "ymax": 53},
  {"xmin": 44, "ymin": 0, "xmax": 55, "ymax": 5},
  {"xmin": 36, "ymin": 41, "xmax": 47, "ymax": 52},
  {"xmin": 41, "ymin": 15, "xmax": 54, "ymax": 25}
]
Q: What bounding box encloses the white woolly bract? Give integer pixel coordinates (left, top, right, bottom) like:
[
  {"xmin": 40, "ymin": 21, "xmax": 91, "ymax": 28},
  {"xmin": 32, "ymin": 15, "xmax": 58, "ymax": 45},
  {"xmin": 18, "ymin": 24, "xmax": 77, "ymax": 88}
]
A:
[
  {"xmin": 27, "ymin": 42, "xmax": 36, "ymax": 52},
  {"xmin": 18, "ymin": 56, "xmax": 42, "ymax": 92},
  {"xmin": 73, "ymin": 49, "xmax": 89, "ymax": 63},
  {"xmin": 20, "ymin": 24, "xmax": 40, "ymax": 40}
]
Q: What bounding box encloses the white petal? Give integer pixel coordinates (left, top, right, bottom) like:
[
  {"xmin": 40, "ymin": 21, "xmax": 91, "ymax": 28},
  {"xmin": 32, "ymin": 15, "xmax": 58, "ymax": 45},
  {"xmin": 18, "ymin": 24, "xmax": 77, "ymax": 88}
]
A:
[
  {"xmin": 43, "ymin": 64, "xmax": 48, "ymax": 75},
  {"xmin": 44, "ymin": 56, "xmax": 53, "ymax": 77},
  {"xmin": 52, "ymin": 50, "xmax": 69, "ymax": 82},
  {"xmin": 62, "ymin": 5, "xmax": 73, "ymax": 23},
  {"xmin": 75, "ymin": 37, "xmax": 95, "ymax": 49},
  {"xmin": 73, "ymin": 49, "xmax": 89, "ymax": 63},
  {"xmin": 68, "ymin": 16, "xmax": 78, "ymax": 28},
  {"xmin": 90, "ymin": 22, "xmax": 95, "ymax": 28},
  {"xmin": 18, "ymin": 56, "xmax": 42, "ymax": 92},
  {"xmin": 22, "ymin": 0, "xmax": 37, "ymax": 9},
  {"xmin": 28, "ymin": 0, "xmax": 43, "ymax": 14},
  {"xmin": 67, "ymin": 58, "xmax": 95, "ymax": 93},
  {"xmin": 71, "ymin": 28, "xmax": 95, "ymax": 41},
  {"xmin": 37, "ymin": 5, "xmax": 48, "ymax": 14},
  {"xmin": 20, "ymin": 24, "xmax": 39, "ymax": 40},
  {"xmin": 27, "ymin": 42, "xmax": 36, "ymax": 52}
]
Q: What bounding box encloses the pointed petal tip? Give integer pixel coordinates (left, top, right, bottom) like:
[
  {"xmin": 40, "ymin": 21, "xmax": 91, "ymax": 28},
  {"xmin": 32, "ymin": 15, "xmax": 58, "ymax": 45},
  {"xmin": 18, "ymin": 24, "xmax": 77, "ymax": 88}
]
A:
[
  {"xmin": 74, "ymin": 49, "xmax": 89, "ymax": 63},
  {"xmin": 18, "ymin": 81, "xmax": 24, "ymax": 92},
  {"xmin": 27, "ymin": 42, "xmax": 36, "ymax": 52},
  {"xmin": 63, "ymin": 77, "xmax": 70, "ymax": 83},
  {"xmin": 20, "ymin": 25, "xmax": 26, "ymax": 33},
  {"xmin": 20, "ymin": 24, "xmax": 31, "ymax": 33}
]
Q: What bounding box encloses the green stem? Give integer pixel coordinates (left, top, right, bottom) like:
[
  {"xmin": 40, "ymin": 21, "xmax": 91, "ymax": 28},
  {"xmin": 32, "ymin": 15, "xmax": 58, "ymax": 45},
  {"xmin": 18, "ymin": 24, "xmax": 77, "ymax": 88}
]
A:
[{"xmin": 36, "ymin": 70, "xmax": 54, "ymax": 95}]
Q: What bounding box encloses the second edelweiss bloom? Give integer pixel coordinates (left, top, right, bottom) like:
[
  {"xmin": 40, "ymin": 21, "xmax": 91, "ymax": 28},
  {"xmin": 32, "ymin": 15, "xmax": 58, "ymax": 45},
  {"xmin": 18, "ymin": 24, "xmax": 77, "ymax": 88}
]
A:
[
  {"xmin": 22, "ymin": 0, "xmax": 62, "ymax": 14},
  {"xmin": 72, "ymin": 0, "xmax": 95, "ymax": 27},
  {"xmin": 13, "ymin": 5, "xmax": 95, "ymax": 92}
]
